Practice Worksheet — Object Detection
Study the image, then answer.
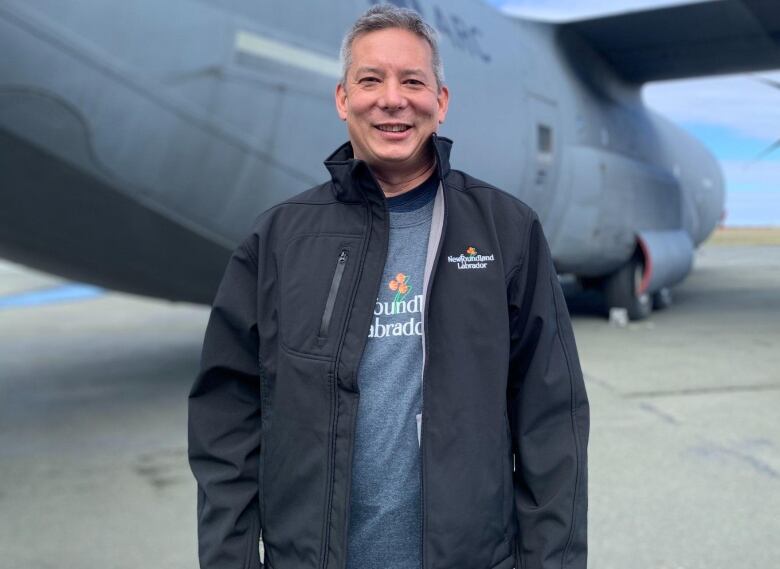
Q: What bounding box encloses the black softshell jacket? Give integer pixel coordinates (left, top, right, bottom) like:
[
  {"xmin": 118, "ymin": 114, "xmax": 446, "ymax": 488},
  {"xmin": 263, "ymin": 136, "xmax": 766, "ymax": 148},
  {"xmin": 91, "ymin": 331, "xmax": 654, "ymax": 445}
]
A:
[{"xmin": 188, "ymin": 135, "xmax": 589, "ymax": 569}]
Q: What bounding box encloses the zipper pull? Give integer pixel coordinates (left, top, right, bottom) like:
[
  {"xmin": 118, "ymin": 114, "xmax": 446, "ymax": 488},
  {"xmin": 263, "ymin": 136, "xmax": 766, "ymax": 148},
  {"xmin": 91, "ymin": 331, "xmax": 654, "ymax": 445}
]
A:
[{"xmin": 318, "ymin": 249, "xmax": 350, "ymax": 339}]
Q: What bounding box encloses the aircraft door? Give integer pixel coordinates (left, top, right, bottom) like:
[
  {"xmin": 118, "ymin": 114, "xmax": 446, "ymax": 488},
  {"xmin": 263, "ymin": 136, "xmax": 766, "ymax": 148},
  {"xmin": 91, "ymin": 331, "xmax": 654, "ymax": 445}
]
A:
[{"xmin": 522, "ymin": 93, "xmax": 561, "ymax": 222}]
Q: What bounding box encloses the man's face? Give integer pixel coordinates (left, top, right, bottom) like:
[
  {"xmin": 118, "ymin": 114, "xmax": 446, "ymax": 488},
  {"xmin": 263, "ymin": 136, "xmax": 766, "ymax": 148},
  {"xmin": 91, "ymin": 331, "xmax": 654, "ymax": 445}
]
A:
[{"xmin": 335, "ymin": 27, "xmax": 449, "ymax": 173}]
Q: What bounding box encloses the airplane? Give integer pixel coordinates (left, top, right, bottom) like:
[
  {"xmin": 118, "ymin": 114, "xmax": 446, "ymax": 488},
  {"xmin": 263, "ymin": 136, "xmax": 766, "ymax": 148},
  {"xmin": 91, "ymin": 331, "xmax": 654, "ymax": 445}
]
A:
[{"xmin": 1, "ymin": 0, "xmax": 778, "ymax": 320}]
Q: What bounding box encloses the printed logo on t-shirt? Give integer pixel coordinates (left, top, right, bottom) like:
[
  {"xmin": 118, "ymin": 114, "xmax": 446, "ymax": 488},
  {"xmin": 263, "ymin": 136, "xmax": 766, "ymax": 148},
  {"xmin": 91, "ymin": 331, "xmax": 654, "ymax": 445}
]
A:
[
  {"xmin": 447, "ymin": 245, "xmax": 495, "ymax": 270},
  {"xmin": 388, "ymin": 272, "xmax": 413, "ymax": 301},
  {"xmin": 368, "ymin": 272, "xmax": 423, "ymax": 338}
]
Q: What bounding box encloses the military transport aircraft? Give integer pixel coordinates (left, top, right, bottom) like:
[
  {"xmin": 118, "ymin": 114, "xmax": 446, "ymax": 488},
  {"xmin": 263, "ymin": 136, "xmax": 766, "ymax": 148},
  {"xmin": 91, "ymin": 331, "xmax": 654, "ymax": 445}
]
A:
[{"xmin": 1, "ymin": 0, "xmax": 779, "ymax": 319}]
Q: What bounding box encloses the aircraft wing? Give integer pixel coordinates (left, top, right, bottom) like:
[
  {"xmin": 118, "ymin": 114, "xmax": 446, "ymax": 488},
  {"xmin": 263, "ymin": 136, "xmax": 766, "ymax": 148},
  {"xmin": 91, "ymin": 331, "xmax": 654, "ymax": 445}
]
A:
[{"xmin": 559, "ymin": 0, "xmax": 780, "ymax": 83}]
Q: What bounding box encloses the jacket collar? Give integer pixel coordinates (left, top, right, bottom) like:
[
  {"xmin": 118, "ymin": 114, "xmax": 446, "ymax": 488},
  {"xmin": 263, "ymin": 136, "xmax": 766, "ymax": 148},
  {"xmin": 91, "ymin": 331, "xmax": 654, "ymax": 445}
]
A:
[{"xmin": 324, "ymin": 133, "xmax": 453, "ymax": 203}]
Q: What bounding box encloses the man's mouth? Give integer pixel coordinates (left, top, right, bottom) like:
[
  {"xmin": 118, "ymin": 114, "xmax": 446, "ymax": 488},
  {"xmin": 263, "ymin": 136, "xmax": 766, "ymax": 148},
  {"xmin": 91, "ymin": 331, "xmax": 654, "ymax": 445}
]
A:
[{"xmin": 375, "ymin": 124, "xmax": 412, "ymax": 133}]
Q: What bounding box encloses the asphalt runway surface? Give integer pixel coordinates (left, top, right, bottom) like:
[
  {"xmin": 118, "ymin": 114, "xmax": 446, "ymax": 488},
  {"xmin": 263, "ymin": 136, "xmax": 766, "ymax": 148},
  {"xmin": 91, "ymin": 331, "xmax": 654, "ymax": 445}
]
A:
[{"xmin": 1, "ymin": 240, "xmax": 778, "ymax": 569}]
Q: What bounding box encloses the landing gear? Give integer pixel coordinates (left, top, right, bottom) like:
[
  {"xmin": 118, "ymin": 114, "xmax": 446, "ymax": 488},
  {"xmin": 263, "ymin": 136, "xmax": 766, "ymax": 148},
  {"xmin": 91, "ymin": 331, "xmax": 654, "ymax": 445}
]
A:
[
  {"xmin": 652, "ymin": 287, "xmax": 673, "ymax": 310},
  {"xmin": 603, "ymin": 257, "xmax": 651, "ymax": 321}
]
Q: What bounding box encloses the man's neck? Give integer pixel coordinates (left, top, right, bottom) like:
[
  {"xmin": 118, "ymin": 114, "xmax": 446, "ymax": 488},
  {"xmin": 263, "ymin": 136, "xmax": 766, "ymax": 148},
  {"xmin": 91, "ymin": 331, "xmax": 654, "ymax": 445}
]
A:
[{"xmin": 365, "ymin": 152, "xmax": 437, "ymax": 199}]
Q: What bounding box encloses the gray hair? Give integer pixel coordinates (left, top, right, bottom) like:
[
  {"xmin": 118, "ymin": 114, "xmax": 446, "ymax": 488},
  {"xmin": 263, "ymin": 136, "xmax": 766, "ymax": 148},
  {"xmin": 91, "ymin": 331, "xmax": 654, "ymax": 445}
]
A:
[{"xmin": 339, "ymin": 4, "xmax": 445, "ymax": 92}]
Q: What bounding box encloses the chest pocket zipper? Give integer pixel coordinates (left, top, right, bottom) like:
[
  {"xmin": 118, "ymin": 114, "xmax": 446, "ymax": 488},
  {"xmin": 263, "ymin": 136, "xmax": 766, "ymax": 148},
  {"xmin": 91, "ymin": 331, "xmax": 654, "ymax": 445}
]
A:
[{"xmin": 318, "ymin": 249, "xmax": 349, "ymax": 338}]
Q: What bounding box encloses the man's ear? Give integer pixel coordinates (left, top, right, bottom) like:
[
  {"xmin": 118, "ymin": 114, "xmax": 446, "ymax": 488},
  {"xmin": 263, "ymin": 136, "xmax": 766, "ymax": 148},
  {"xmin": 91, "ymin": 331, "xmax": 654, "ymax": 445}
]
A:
[
  {"xmin": 437, "ymin": 85, "xmax": 450, "ymax": 125},
  {"xmin": 335, "ymin": 83, "xmax": 348, "ymax": 121}
]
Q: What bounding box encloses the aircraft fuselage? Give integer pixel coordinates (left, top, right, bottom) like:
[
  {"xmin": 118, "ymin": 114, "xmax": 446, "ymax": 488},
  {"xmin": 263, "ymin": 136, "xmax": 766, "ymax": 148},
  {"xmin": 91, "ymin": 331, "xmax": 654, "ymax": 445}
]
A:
[{"xmin": 0, "ymin": 0, "xmax": 725, "ymax": 304}]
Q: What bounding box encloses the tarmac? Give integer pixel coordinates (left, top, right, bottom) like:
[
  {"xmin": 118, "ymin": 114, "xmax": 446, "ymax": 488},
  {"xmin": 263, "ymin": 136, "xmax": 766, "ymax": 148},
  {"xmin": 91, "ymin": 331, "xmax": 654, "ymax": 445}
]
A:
[{"xmin": 1, "ymin": 236, "xmax": 778, "ymax": 569}]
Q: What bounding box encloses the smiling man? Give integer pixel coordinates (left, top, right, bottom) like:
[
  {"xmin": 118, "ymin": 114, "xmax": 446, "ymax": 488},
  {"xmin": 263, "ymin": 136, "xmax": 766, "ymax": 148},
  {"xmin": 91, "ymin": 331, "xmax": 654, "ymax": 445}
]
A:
[
  {"xmin": 188, "ymin": 5, "xmax": 589, "ymax": 569},
  {"xmin": 335, "ymin": 22, "xmax": 449, "ymax": 199}
]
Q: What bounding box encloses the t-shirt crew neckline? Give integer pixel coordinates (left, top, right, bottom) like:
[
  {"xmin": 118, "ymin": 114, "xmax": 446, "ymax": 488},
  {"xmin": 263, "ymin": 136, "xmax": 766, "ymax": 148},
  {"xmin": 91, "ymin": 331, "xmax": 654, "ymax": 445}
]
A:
[{"xmin": 385, "ymin": 170, "xmax": 438, "ymax": 213}]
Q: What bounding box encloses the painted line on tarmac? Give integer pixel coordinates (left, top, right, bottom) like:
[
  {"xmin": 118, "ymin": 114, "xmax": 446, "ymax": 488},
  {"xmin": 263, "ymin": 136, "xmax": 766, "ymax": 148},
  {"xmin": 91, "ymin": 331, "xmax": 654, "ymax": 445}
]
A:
[
  {"xmin": 624, "ymin": 383, "xmax": 780, "ymax": 398},
  {"xmin": 0, "ymin": 284, "xmax": 104, "ymax": 309}
]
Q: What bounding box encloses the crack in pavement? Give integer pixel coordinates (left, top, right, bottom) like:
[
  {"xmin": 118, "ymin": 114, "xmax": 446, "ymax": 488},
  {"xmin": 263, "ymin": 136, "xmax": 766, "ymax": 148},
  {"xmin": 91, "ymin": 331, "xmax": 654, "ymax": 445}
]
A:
[{"xmin": 623, "ymin": 383, "xmax": 780, "ymax": 399}]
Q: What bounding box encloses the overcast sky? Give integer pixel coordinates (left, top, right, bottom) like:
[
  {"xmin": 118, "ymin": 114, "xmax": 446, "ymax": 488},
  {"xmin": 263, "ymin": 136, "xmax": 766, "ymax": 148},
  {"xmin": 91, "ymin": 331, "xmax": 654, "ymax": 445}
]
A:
[{"xmin": 488, "ymin": 0, "xmax": 780, "ymax": 226}]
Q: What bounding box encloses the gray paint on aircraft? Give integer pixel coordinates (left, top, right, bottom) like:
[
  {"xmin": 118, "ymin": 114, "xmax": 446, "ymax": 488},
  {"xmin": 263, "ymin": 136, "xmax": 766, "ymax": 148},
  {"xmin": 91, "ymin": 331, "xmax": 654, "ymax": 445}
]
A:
[{"xmin": 0, "ymin": 0, "xmax": 777, "ymax": 307}]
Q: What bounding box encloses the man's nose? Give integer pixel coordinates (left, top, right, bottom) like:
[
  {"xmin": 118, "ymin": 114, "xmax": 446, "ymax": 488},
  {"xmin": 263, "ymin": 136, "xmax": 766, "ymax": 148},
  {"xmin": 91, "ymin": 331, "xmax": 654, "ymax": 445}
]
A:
[{"xmin": 379, "ymin": 79, "xmax": 406, "ymax": 110}]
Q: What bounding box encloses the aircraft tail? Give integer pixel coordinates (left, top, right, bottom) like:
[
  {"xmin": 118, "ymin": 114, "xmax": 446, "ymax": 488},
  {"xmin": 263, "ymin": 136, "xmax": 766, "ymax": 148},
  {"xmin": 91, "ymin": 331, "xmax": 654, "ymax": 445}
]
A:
[{"xmin": 557, "ymin": 0, "xmax": 780, "ymax": 84}]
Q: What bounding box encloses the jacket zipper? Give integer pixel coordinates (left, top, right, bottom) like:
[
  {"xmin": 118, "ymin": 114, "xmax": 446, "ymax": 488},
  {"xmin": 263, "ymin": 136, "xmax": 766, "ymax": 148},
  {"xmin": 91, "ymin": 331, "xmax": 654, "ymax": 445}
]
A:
[
  {"xmin": 319, "ymin": 249, "xmax": 349, "ymax": 338},
  {"xmin": 419, "ymin": 186, "xmax": 446, "ymax": 569},
  {"xmin": 319, "ymin": 249, "xmax": 349, "ymax": 569},
  {"xmin": 327, "ymin": 199, "xmax": 382, "ymax": 569},
  {"xmin": 322, "ymin": 204, "xmax": 374, "ymax": 569}
]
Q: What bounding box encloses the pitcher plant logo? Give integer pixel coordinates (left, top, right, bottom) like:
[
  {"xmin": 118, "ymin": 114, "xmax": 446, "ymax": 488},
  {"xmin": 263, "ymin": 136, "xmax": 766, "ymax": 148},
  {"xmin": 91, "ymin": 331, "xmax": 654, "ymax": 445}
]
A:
[
  {"xmin": 448, "ymin": 245, "xmax": 495, "ymax": 270},
  {"xmin": 388, "ymin": 272, "xmax": 412, "ymax": 303},
  {"xmin": 369, "ymin": 272, "xmax": 423, "ymax": 338}
]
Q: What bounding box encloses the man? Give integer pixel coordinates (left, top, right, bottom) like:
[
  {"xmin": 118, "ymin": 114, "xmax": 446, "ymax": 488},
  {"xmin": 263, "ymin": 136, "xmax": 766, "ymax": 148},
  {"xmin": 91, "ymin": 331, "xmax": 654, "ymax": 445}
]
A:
[{"xmin": 188, "ymin": 5, "xmax": 589, "ymax": 569}]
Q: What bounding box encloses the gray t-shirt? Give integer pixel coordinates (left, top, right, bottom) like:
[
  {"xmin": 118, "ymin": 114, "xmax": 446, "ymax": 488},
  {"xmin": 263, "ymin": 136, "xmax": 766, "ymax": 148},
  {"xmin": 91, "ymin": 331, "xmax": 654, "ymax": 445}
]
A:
[{"xmin": 346, "ymin": 174, "xmax": 437, "ymax": 569}]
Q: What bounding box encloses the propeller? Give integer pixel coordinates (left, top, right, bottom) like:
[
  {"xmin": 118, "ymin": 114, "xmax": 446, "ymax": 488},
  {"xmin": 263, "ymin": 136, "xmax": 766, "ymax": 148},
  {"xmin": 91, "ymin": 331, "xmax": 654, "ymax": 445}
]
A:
[{"xmin": 749, "ymin": 76, "xmax": 780, "ymax": 163}]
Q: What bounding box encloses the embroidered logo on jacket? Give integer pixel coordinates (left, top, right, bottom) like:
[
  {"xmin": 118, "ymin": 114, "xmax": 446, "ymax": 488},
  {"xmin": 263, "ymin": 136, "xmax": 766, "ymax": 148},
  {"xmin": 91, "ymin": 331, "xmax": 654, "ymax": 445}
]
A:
[{"xmin": 448, "ymin": 246, "xmax": 495, "ymax": 270}]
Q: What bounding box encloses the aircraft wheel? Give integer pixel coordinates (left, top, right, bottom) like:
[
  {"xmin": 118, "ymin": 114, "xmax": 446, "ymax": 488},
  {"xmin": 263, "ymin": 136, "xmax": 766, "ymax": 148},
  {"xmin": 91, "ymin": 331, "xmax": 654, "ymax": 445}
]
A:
[
  {"xmin": 604, "ymin": 257, "xmax": 651, "ymax": 321},
  {"xmin": 652, "ymin": 287, "xmax": 673, "ymax": 310}
]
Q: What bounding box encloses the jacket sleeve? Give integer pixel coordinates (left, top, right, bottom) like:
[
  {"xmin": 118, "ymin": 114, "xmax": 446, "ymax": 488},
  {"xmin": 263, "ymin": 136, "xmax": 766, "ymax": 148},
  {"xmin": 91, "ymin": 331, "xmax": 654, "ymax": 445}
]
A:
[
  {"xmin": 188, "ymin": 237, "xmax": 263, "ymax": 569},
  {"xmin": 506, "ymin": 212, "xmax": 589, "ymax": 569}
]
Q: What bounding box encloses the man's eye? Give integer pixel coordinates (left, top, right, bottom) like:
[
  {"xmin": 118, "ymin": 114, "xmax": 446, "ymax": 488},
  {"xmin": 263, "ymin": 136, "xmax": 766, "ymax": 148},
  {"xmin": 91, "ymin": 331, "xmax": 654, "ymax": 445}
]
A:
[
  {"xmin": 405, "ymin": 79, "xmax": 424, "ymax": 86},
  {"xmin": 359, "ymin": 77, "xmax": 380, "ymax": 84}
]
